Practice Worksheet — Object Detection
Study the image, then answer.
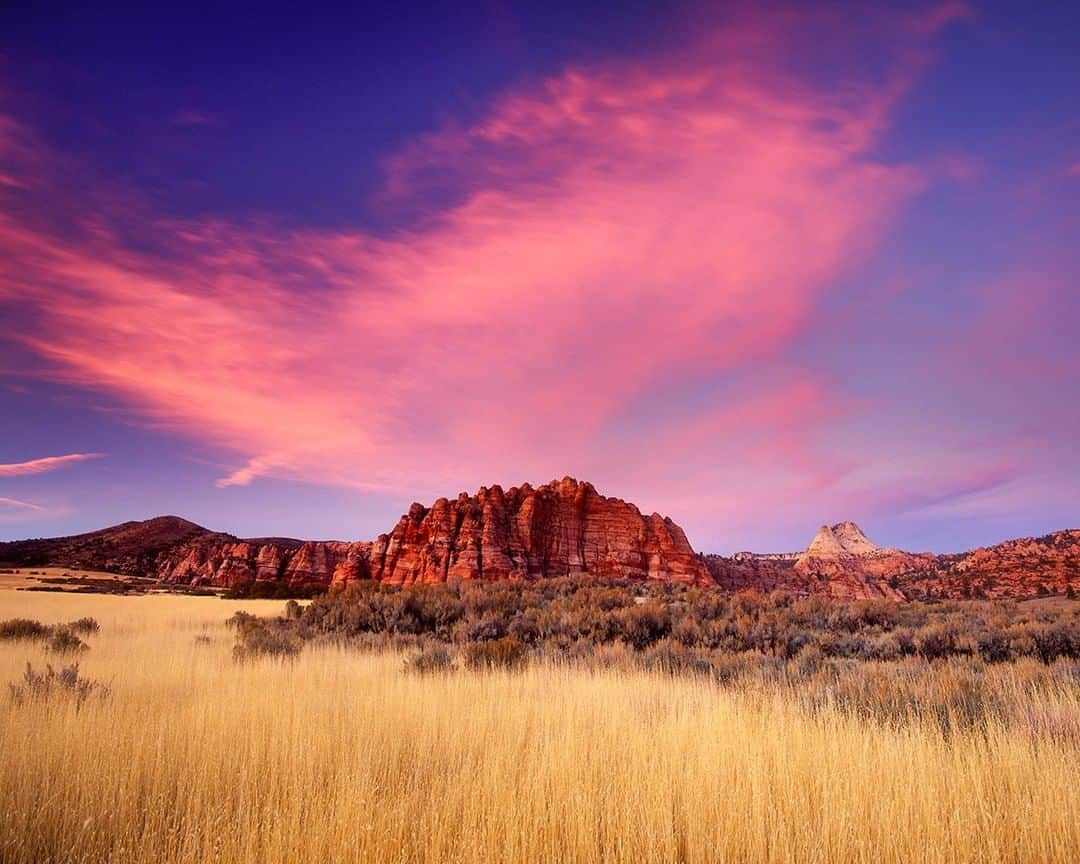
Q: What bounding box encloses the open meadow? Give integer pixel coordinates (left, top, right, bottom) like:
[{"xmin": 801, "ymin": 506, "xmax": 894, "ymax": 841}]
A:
[
  {"xmin": 0, "ymin": 590, "xmax": 1078, "ymax": 864},
  {"xmin": 0, "ymin": 568, "xmax": 137, "ymax": 592}
]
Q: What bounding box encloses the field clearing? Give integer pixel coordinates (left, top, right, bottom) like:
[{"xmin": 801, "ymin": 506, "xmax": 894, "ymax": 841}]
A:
[
  {"xmin": 0, "ymin": 592, "xmax": 1078, "ymax": 864},
  {"xmin": 0, "ymin": 566, "xmax": 159, "ymax": 592}
]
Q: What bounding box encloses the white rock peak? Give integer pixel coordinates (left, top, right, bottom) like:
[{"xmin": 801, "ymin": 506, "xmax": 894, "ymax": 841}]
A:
[
  {"xmin": 829, "ymin": 521, "xmax": 880, "ymax": 555},
  {"xmin": 799, "ymin": 521, "xmax": 883, "ymax": 562}
]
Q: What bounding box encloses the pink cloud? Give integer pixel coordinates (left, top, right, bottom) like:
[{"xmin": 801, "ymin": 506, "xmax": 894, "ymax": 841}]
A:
[
  {"xmin": 0, "ymin": 8, "xmax": 963, "ymax": 524},
  {"xmin": 0, "ymin": 453, "xmax": 105, "ymax": 477},
  {"xmin": 857, "ymin": 459, "xmax": 1022, "ymax": 520}
]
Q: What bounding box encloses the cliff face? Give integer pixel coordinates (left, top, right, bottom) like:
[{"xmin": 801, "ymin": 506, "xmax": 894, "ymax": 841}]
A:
[
  {"xmin": 155, "ymin": 538, "xmax": 372, "ymax": 587},
  {"xmin": 367, "ymin": 477, "xmax": 711, "ymax": 586}
]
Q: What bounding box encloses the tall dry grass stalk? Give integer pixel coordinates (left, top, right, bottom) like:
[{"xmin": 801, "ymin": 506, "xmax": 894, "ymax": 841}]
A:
[{"xmin": 0, "ymin": 592, "xmax": 1077, "ymax": 863}]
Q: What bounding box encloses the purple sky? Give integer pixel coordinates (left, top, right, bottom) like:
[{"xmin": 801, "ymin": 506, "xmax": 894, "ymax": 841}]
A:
[{"xmin": 1, "ymin": 2, "xmax": 1077, "ymax": 553}]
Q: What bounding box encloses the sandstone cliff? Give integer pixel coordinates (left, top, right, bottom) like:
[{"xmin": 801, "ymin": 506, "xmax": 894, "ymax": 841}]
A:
[
  {"xmin": 156, "ymin": 537, "xmax": 372, "ymax": 587},
  {"xmin": 367, "ymin": 477, "xmax": 711, "ymax": 585}
]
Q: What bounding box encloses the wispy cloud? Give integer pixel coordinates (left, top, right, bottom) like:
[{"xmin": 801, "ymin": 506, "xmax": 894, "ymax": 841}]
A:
[
  {"xmin": 0, "ymin": 495, "xmax": 45, "ymax": 511},
  {"xmin": 0, "ymin": 453, "xmax": 105, "ymax": 477},
  {"xmin": 216, "ymin": 456, "xmax": 279, "ymax": 488},
  {"xmin": 0, "ymin": 5, "xmax": 1009, "ymax": 545}
]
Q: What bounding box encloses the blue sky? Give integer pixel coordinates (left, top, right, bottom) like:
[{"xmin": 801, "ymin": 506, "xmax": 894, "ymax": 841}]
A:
[{"xmin": 1, "ymin": 2, "xmax": 1077, "ymax": 552}]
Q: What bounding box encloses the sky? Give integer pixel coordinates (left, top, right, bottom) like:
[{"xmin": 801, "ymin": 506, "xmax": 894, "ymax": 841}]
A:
[{"xmin": 0, "ymin": 1, "xmax": 1077, "ymax": 553}]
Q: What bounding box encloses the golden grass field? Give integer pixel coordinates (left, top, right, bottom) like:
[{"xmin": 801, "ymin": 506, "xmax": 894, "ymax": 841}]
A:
[
  {"xmin": 1, "ymin": 591, "xmax": 1078, "ymax": 864},
  {"xmin": 0, "ymin": 567, "xmax": 135, "ymax": 591}
]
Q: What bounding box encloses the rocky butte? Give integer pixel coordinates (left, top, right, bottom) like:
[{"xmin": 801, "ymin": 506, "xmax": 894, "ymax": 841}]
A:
[{"xmin": 366, "ymin": 477, "xmax": 708, "ymax": 585}]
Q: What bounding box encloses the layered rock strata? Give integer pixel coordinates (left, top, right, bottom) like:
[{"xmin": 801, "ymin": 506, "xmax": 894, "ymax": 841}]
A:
[{"xmin": 366, "ymin": 477, "xmax": 711, "ymax": 585}]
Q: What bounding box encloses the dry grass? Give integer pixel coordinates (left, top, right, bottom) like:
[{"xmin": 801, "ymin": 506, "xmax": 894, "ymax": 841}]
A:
[
  {"xmin": 0, "ymin": 567, "xmax": 136, "ymax": 591},
  {"xmin": 0, "ymin": 592, "xmax": 1077, "ymax": 864}
]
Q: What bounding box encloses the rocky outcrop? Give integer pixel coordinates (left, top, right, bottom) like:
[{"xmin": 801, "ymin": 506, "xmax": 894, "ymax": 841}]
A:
[
  {"xmin": 155, "ymin": 538, "xmax": 372, "ymax": 587},
  {"xmin": 706, "ymin": 522, "xmax": 934, "ymax": 600},
  {"xmin": 367, "ymin": 477, "xmax": 711, "ymax": 585},
  {"xmin": 897, "ymin": 529, "xmax": 1080, "ymax": 600},
  {"xmin": 708, "ymin": 522, "xmax": 1080, "ymax": 601},
  {"xmin": 704, "ymin": 554, "xmax": 802, "ymax": 594},
  {"xmin": 792, "ymin": 522, "xmax": 933, "ymax": 600}
]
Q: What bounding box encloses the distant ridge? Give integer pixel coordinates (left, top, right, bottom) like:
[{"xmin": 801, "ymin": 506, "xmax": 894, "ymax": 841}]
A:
[
  {"xmin": 706, "ymin": 522, "xmax": 1080, "ymax": 601},
  {"xmin": 2, "ymin": 497, "xmax": 1078, "ymax": 601},
  {"xmin": 0, "ymin": 515, "xmax": 213, "ymax": 574}
]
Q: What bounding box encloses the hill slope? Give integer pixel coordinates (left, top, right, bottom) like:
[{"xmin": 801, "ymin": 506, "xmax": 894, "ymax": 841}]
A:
[{"xmin": 0, "ymin": 516, "xmax": 212, "ymax": 574}]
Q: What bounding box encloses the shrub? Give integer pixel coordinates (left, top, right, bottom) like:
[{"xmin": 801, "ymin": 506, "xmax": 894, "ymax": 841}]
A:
[
  {"xmin": 642, "ymin": 639, "xmax": 712, "ymax": 676},
  {"xmin": 464, "ymin": 636, "xmax": 527, "ymax": 671},
  {"xmin": 225, "ymin": 581, "xmax": 325, "ymax": 600},
  {"xmin": 1028, "ymin": 625, "xmax": 1076, "ymax": 664},
  {"xmin": 0, "ymin": 618, "xmax": 50, "ymax": 641},
  {"xmin": 793, "ymin": 644, "xmax": 825, "ymax": 677},
  {"xmin": 9, "ymin": 662, "xmax": 109, "ymax": 709},
  {"xmin": 47, "ymin": 628, "xmax": 88, "ymax": 654},
  {"xmin": 232, "ymin": 620, "xmax": 301, "ymax": 661},
  {"xmin": 461, "ymin": 614, "xmax": 508, "ymax": 643},
  {"xmin": 615, "ymin": 603, "xmax": 669, "ymax": 649},
  {"xmin": 405, "ymin": 643, "xmax": 455, "ymax": 675},
  {"xmin": 66, "ymin": 617, "xmax": 100, "ymax": 635},
  {"xmin": 288, "ymin": 575, "xmax": 1080, "ymax": 679},
  {"xmin": 976, "ymin": 631, "xmax": 1013, "ymax": 663},
  {"xmin": 915, "ymin": 625, "xmax": 955, "ymax": 660},
  {"xmin": 226, "ymin": 611, "xmax": 258, "ymax": 630}
]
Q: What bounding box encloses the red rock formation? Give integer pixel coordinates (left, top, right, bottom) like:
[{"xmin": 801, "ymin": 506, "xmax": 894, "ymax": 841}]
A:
[
  {"xmin": 6, "ymin": 499, "xmax": 1078, "ymax": 600},
  {"xmin": 367, "ymin": 477, "xmax": 711, "ymax": 585},
  {"xmin": 156, "ymin": 539, "xmax": 371, "ymax": 587},
  {"xmin": 705, "ymin": 522, "xmax": 934, "ymax": 600},
  {"xmin": 706, "ymin": 523, "xmax": 1080, "ymax": 601},
  {"xmin": 792, "ymin": 522, "xmax": 932, "ymax": 600},
  {"xmin": 897, "ymin": 529, "xmax": 1080, "ymax": 599},
  {"xmin": 8, "ymin": 478, "xmax": 709, "ymax": 588}
]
